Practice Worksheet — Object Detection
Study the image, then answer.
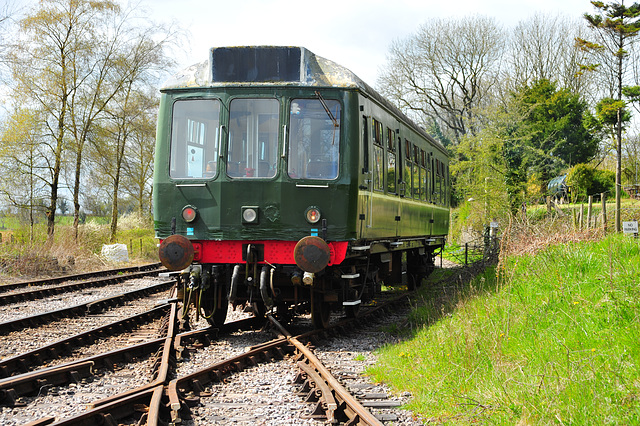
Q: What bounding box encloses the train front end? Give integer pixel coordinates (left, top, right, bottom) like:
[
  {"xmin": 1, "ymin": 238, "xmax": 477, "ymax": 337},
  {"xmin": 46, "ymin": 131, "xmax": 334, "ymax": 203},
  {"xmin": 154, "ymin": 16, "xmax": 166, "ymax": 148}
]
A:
[{"xmin": 153, "ymin": 47, "xmax": 359, "ymax": 327}]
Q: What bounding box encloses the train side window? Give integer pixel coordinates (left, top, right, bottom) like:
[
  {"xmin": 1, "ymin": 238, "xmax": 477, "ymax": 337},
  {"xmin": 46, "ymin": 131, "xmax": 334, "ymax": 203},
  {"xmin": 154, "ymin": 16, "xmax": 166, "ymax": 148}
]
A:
[
  {"xmin": 372, "ymin": 118, "xmax": 383, "ymax": 145},
  {"xmin": 372, "ymin": 119, "xmax": 384, "ymax": 191},
  {"xmin": 412, "ymin": 145, "xmax": 420, "ymax": 200},
  {"xmin": 170, "ymin": 99, "xmax": 221, "ymax": 179},
  {"xmin": 436, "ymin": 159, "xmax": 442, "ymax": 205},
  {"xmin": 373, "ymin": 145, "xmax": 384, "ymax": 191},
  {"xmin": 445, "ymin": 164, "xmax": 450, "ymax": 206},
  {"xmin": 431, "ymin": 156, "xmax": 435, "ymax": 203},
  {"xmin": 288, "ymin": 98, "xmax": 340, "ymax": 180},
  {"xmin": 404, "ymin": 139, "xmax": 412, "ymax": 198},
  {"xmin": 386, "ymin": 128, "xmax": 396, "ymax": 194}
]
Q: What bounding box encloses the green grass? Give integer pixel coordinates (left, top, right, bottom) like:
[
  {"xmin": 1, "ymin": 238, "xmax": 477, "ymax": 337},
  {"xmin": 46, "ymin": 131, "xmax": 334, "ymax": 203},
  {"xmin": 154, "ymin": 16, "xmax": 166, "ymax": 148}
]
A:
[{"xmin": 367, "ymin": 234, "xmax": 640, "ymax": 424}]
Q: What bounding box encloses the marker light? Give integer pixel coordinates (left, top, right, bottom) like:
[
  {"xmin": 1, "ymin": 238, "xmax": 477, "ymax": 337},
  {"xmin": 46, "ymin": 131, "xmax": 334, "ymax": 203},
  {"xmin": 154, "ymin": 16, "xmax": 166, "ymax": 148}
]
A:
[
  {"xmin": 305, "ymin": 207, "xmax": 321, "ymax": 224},
  {"xmin": 182, "ymin": 206, "xmax": 197, "ymax": 222}
]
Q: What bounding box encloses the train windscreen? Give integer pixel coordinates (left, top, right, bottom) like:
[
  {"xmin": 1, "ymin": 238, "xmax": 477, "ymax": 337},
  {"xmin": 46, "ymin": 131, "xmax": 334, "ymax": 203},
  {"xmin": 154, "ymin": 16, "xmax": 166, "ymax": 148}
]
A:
[
  {"xmin": 227, "ymin": 98, "xmax": 280, "ymax": 178},
  {"xmin": 287, "ymin": 98, "xmax": 340, "ymax": 180},
  {"xmin": 170, "ymin": 99, "xmax": 221, "ymax": 179}
]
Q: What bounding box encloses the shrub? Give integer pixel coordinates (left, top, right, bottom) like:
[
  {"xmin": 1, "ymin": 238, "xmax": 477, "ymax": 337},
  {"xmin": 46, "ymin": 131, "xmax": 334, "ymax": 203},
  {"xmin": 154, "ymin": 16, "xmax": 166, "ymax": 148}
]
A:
[{"xmin": 567, "ymin": 163, "xmax": 615, "ymax": 202}]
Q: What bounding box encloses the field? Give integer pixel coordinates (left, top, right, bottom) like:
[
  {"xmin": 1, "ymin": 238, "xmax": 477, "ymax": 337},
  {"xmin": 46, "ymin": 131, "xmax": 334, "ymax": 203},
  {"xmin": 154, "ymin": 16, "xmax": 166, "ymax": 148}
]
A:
[
  {"xmin": 0, "ymin": 214, "xmax": 157, "ymax": 280},
  {"xmin": 368, "ymin": 232, "xmax": 640, "ymax": 424}
]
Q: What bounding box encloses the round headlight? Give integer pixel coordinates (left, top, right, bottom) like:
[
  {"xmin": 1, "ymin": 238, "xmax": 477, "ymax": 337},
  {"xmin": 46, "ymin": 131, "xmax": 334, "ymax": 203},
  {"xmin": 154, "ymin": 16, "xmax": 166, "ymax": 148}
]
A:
[
  {"xmin": 182, "ymin": 206, "xmax": 197, "ymax": 222},
  {"xmin": 305, "ymin": 207, "xmax": 321, "ymax": 224},
  {"xmin": 243, "ymin": 208, "xmax": 258, "ymax": 223}
]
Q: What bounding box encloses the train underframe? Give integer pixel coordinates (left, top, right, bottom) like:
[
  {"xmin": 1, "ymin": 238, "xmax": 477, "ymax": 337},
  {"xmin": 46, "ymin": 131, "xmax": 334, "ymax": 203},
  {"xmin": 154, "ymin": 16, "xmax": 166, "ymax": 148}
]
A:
[{"xmin": 172, "ymin": 239, "xmax": 442, "ymax": 329}]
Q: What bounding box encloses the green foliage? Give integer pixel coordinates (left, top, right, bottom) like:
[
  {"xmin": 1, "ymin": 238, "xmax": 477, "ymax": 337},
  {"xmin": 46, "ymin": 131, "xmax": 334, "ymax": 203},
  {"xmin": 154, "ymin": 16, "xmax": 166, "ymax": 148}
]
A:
[
  {"xmin": 516, "ymin": 79, "xmax": 599, "ymax": 177},
  {"xmin": 452, "ymin": 117, "xmax": 511, "ymax": 237},
  {"xmin": 368, "ymin": 234, "xmax": 640, "ymax": 424},
  {"xmin": 596, "ymin": 97, "xmax": 631, "ymax": 127},
  {"xmin": 453, "ymin": 79, "xmax": 599, "ymax": 219},
  {"xmin": 567, "ymin": 163, "xmax": 616, "ymax": 202}
]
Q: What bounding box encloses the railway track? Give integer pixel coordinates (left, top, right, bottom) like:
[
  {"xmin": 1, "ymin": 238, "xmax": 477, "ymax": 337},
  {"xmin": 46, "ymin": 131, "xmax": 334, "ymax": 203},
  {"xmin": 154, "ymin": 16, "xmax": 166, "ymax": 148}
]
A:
[
  {"xmin": 0, "ymin": 265, "xmax": 164, "ymax": 307},
  {"xmin": 0, "ymin": 266, "xmax": 422, "ymax": 425}
]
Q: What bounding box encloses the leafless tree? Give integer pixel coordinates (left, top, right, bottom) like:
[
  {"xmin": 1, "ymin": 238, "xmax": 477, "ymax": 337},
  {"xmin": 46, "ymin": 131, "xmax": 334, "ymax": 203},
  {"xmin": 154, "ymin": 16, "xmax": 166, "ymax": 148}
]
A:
[
  {"xmin": 509, "ymin": 13, "xmax": 594, "ymax": 96},
  {"xmin": 377, "ymin": 16, "xmax": 505, "ymax": 143},
  {"xmin": 5, "ymin": 0, "xmax": 177, "ymax": 242}
]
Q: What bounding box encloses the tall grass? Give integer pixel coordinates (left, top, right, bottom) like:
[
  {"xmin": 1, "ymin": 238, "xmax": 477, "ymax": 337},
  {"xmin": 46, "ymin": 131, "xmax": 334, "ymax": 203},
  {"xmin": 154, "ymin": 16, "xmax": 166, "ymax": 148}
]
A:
[
  {"xmin": 368, "ymin": 233, "xmax": 640, "ymax": 424},
  {"xmin": 0, "ymin": 214, "xmax": 157, "ymax": 278}
]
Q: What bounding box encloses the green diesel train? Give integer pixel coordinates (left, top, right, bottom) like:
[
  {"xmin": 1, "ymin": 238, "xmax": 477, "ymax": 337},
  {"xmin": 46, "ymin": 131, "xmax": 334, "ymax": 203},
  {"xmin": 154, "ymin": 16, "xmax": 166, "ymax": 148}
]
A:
[{"xmin": 154, "ymin": 46, "xmax": 450, "ymax": 328}]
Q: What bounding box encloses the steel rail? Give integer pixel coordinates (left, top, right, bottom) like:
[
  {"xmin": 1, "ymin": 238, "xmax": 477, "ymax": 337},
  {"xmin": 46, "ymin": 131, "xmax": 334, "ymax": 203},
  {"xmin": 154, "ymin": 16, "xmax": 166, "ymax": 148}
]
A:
[
  {"xmin": 0, "ymin": 304, "xmax": 171, "ymax": 379},
  {"xmin": 0, "ymin": 268, "xmax": 165, "ymax": 307},
  {"xmin": 31, "ymin": 290, "xmax": 179, "ymax": 426},
  {"xmin": 0, "ymin": 361, "xmax": 95, "ymax": 406},
  {"xmin": 268, "ymin": 314, "xmax": 384, "ymax": 426},
  {"xmin": 0, "ymin": 263, "xmax": 162, "ymax": 294},
  {"xmin": 0, "ymin": 279, "xmax": 175, "ymax": 335},
  {"xmin": 23, "ymin": 290, "xmax": 412, "ymax": 424},
  {"xmin": 166, "ymin": 336, "xmax": 294, "ymax": 424}
]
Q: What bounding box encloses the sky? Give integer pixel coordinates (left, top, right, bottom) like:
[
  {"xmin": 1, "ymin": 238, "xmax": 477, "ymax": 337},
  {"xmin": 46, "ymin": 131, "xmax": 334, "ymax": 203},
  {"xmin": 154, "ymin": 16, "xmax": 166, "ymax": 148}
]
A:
[{"xmin": 144, "ymin": 0, "xmax": 592, "ymax": 87}]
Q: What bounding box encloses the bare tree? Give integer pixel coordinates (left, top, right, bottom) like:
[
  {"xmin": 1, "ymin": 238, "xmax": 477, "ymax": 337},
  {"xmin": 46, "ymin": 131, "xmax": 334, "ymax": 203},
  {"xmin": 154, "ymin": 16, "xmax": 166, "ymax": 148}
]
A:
[
  {"xmin": 378, "ymin": 16, "xmax": 505, "ymax": 143},
  {"xmin": 509, "ymin": 13, "xmax": 594, "ymax": 96},
  {"xmin": 121, "ymin": 91, "xmax": 158, "ymax": 218},
  {"xmin": 7, "ymin": 0, "xmax": 122, "ymax": 242},
  {"xmin": 0, "ymin": 108, "xmax": 48, "ymax": 241},
  {"xmin": 90, "ymin": 30, "xmax": 172, "ymax": 242},
  {"xmin": 66, "ymin": 3, "xmax": 175, "ymax": 241},
  {"xmin": 6, "ymin": 0, "xmax": 177, "ymax": 242}
]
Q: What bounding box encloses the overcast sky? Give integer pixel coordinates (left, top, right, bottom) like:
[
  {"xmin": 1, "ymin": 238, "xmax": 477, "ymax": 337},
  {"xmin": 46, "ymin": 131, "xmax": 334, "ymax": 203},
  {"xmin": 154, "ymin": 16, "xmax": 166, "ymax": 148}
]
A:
[
  {"xmin": 8, "ymin": 0, "xmax": 594, "ymax": 87},
  {"xmin": 145, "ymin": 0, "xmax": 592, "ymax": 86}
]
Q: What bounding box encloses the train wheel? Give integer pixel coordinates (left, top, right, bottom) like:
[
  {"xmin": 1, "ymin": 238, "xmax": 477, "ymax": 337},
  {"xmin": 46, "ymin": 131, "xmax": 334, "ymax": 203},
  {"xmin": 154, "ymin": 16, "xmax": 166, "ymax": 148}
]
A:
[
  {"xmin": 311, "ymin": 290, "xmax": 330, "ymax": 329},
  {"xmin": 345, "ymin": 303, "xmax": 360, "ymax": 318}
]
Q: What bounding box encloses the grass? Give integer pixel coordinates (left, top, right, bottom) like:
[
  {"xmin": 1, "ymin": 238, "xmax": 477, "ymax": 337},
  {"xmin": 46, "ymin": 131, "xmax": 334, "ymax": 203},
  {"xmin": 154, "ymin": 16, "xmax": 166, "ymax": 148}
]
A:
[
  {"xmin": 0, "ymin": 214, "xmax": 157, "ymax": 279},
  {"xmin": 367, "ymin": 233, "xmax": 640, "ymax": 424}
]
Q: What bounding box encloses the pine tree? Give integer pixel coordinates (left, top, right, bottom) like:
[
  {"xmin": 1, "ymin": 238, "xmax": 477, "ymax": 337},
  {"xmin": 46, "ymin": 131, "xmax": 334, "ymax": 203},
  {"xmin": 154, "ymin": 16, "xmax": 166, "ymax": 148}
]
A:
[{"xmin": 577, "ymin": 1, "xmax": 640, "ymax": 232}]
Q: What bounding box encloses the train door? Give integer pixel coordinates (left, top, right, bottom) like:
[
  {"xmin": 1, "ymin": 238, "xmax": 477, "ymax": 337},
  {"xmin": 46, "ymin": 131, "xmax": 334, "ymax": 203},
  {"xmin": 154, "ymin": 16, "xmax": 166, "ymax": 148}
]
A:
[
  {"xmin": 359, "ymin": 114, "xmax": 372, "ymax": 239},
  {"xmin": 386, "ymin": 128, "xmax": 401, "ymax": 237},
  {"xmin": 430, "ymin": 153, "xmax": 436, "ymax": 235}
]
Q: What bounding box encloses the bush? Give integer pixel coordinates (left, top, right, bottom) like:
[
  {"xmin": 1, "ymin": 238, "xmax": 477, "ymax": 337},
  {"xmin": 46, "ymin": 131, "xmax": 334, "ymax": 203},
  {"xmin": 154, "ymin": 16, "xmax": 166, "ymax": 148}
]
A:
[{"xmin": 567, "ymin": 163, "xmax": 615, "ymax": 202}]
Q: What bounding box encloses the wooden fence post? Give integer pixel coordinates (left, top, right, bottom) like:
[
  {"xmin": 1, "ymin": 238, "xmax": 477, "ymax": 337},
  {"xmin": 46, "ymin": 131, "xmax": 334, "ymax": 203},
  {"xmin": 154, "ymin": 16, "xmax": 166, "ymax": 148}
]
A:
[
  {"xmin": 601, "ymin": 193, "xmax": 607, "ymax": 233},
  {"xmin": 587, "ymin": 196, "xmax": 593, "ymax": 229},
  {"xmin": 580, "ymin": 204, "xmax": 584, "ymax": 230}
]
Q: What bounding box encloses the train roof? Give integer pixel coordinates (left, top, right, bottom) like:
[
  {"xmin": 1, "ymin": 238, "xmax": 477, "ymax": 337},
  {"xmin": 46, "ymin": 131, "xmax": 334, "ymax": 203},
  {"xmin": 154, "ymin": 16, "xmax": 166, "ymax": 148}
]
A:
[
  {"xmin": 161, "ymin": 46, "xmax": 448, "ymax": 155},
  {"xmin": 161, "ymin": 46, "xmax": 367, "ymax": 91}
]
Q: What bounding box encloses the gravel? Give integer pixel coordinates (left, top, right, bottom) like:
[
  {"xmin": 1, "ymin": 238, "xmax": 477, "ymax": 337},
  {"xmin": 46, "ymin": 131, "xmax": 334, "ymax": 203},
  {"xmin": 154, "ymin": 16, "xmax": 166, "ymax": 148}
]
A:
[{"xmin": 0, "ymin": 267, "xmax": 448, "ymax": 425}]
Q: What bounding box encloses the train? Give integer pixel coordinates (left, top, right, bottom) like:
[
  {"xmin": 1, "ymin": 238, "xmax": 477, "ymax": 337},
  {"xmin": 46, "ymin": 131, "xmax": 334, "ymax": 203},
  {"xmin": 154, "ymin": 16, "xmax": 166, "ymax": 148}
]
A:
[{"xmin": 153, "ymin": 46, "xmax": 450, "ymax": 328}]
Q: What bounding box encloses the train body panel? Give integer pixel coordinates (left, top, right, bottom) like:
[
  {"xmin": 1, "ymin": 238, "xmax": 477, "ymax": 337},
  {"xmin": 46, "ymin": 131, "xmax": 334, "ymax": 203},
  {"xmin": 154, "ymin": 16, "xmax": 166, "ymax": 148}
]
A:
[{"xmin": 153, "ymin": 46, "xmax": 450, "ymax": 327}]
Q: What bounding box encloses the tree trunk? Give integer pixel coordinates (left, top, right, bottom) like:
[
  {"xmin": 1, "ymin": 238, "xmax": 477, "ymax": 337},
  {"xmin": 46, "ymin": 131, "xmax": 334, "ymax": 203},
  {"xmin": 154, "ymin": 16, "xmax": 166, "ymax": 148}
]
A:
[
  {"xmin": 615, "ymin": 31, "xmax": 623, "ymax": 233},
  {"xmin": 47, "ymin": 107, "xmax": 66, "ymax": 244},
  {"xmin": 72, "ymin": 143, "xmax": 84, "ymax": 242},
  {"xmin": 109, "ymin": 183, "xmax": 118, "ymax": 243}
]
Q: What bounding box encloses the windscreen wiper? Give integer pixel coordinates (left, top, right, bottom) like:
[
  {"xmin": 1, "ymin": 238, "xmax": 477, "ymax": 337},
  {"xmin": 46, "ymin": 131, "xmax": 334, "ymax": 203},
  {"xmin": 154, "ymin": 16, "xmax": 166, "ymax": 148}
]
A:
[{"xmin": 314, "ymin": 91, "xmax": 339, "ymax": 128}]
